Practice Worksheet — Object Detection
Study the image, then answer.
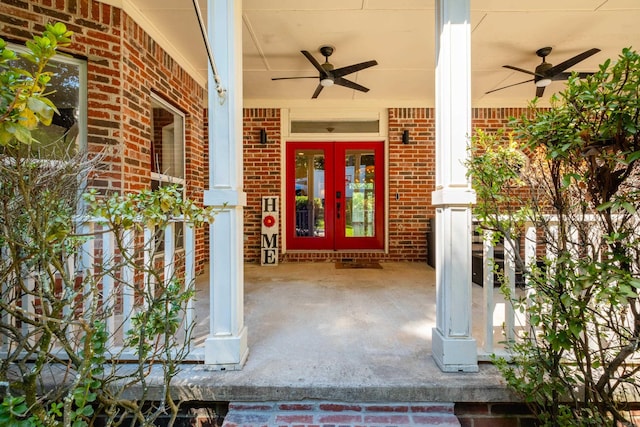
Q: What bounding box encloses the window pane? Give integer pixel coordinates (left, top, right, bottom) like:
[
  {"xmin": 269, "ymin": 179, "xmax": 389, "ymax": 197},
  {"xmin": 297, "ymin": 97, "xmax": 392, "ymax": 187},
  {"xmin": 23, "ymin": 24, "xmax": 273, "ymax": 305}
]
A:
[
  {"xmin": 345, "ymin": 150, "xmax": 375, "ymax": 237},
  {"xmin": 291, "ymin": 120, "xmax": 379, "ymax": 133},
  {"xmin": 295, "ymin": 150, "xmax": 325, "ymax": 237},
  {"xmin": 8, "ymin": 47, "xmax": 84, "ymax": 157},
  {"xmin": 151, "ymin": 99, "xmax": 184, "ymax": 179}
]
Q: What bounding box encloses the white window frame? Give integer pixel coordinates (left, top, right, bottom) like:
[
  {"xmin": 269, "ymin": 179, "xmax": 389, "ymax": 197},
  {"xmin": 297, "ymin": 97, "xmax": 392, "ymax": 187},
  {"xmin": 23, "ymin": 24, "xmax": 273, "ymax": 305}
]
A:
[{"xmin": 150, "ymin": 94, "xmax": 186, "ymax": 252}]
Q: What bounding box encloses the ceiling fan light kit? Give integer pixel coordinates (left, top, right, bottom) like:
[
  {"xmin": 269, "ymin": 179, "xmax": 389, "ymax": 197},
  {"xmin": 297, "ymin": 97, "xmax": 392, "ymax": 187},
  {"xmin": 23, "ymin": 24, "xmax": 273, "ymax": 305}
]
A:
[
  {"xmin": 486, "ymin": 46, "xmax": 600, "ymax": 96},
  {"xmin": 272, "ymin": 45, "xmax": 378, "ymax": 98},
  {"xmin": 320, "ymin": 77, "xmax": 334, "ymax": 87},
  {"xmin": 535, "ymin": 78, "xmax": 552, "ymax": 88}
]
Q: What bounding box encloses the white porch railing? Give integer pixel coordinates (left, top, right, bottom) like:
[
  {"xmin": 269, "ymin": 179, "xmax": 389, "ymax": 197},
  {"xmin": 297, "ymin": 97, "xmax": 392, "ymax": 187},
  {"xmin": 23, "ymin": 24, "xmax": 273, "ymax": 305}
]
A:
[
  {"xmin": 0, "ymin": 217, "xmax": 202, "ymax": 362},
  {"xmin": 475, "ymin": 214, "xmax": 629, "ymax": 359},
  {"xmin": 476, "ymin": 225, "xmax": 533, "ymax": 360}
]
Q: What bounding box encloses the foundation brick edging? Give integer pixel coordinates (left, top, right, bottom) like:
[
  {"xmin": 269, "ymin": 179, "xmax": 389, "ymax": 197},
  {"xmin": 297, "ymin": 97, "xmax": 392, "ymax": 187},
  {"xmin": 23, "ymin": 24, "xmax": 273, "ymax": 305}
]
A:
[{"xmin": 221, "ymin": 401, "xmax": 461, "ymax": 427}]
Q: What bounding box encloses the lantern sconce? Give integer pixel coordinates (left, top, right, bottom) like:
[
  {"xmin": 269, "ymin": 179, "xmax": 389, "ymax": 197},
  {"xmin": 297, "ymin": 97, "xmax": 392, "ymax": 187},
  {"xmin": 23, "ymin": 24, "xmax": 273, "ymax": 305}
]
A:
[
  {"xmin": 260, "ymin": 128, "xmax": 268, "ymax": 144},
  {"xmin": 402, "ymin": 130, "xmax": 410, "ymax": 145}
]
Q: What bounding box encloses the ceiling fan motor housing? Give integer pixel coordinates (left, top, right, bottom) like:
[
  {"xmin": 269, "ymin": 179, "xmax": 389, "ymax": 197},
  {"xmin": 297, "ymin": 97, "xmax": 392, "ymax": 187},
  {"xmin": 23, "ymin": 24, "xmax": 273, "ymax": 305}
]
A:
[{"xmin": 534, "ymin": 62, "xmax": 553, "ymax": 83}]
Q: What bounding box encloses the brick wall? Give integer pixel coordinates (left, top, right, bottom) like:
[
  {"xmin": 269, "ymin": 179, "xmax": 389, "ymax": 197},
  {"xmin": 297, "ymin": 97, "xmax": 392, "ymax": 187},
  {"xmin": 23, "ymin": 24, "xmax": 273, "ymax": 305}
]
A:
[
  {"xmin": 388, "ymin": 107, "xmax": 436, "ymax": 261},
  {"xmin": 243, "ymin": 107, "xmax": 531, "ymax": 264},
  {"xmin": 120, "ymin": 15, "xmax": 208, "ymax": 271},
  {"xmin": 243, "ymin": 108, "xmax": 281, "ymax": 263},
  {"xmin": 0, "ymin": 0, "xmax": 209, "ymax": 272}
]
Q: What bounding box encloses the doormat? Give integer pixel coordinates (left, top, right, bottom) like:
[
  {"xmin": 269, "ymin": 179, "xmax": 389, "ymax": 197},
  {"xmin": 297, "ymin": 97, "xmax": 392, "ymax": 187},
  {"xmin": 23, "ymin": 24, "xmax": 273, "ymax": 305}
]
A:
[{"xmin": 335, "ymin": 260, "xmax": 383, "ymax": 269}]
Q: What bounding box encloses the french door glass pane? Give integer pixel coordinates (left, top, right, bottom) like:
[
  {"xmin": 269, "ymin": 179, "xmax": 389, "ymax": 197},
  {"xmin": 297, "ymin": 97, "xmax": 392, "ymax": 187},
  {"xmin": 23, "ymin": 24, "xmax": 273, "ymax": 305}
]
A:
[
  {"xmin": 295, "ymin": 150, "xmax": 325, "ymax": 237},
  {"xmin": 344, "ymin": 150, "xmax": 375, "ymax": 238}
]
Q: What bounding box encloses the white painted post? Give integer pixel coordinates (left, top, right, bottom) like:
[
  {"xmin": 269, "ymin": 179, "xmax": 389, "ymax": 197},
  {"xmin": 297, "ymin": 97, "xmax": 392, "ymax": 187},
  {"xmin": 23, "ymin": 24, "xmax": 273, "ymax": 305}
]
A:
[
  {"xmin": 431, "ymin": 0, "xmax": 478, "ymax": 372},
  {"xmin": 203, "ymin": 0, "xmax": 248, "ymax": 369}
]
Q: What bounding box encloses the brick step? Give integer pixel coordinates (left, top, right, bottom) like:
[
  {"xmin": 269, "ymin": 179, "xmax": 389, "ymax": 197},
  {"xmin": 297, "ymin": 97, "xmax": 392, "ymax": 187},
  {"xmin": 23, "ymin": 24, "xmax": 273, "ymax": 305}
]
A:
[{"xmin": 222, "ymin": 401, "xmax": 460, "ymax": 427}]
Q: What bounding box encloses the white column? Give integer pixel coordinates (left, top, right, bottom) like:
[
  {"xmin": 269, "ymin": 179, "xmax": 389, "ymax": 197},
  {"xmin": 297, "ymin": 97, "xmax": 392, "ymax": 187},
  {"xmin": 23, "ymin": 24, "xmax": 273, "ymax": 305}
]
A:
[
  {"xmin": 203, "ymin": 0, "xmax": 248, "ymax": 369},
  {"xmin": 431, "ymin": 0, "xmax": 478, "ymax": 373}
]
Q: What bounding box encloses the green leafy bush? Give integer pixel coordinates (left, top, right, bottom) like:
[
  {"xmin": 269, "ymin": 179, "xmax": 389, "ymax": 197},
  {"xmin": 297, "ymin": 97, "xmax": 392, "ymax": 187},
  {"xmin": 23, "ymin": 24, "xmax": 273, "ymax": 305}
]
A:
[
  {"xmin": 0, "ymin": 24, "xmax": 214, "ymax": 427},
  {"xmin": 469, "ymin": 48, "xmax": 640, "ymax": 426}
]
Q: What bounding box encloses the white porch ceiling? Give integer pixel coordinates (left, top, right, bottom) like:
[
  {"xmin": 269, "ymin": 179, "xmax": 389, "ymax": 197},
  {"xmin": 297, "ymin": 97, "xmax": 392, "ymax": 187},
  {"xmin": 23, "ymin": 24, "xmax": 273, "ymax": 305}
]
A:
[{"xmin": 127, "ymin": 0, "xmax": 640, "ymax": 108}]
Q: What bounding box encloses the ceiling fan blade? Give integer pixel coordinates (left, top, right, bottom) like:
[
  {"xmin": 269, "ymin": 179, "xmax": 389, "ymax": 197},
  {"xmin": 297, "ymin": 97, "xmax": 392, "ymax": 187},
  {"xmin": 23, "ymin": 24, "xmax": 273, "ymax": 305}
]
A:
[
  {"xmin": 334, "ymin": 77, "xmax": 370, "ymax": 92},
  {"xmin": 546, "ymin": 48, "xmax": 600, "ymax": 76},
  {"xmin": 535, "ymin": 86, "xmax": 546, "ymax": 97},
  {"xmin": 272, "ymin": 76, "xmax": 318, "ymax": 81},
  {"xmin": 311, "ymin": 84, "xmax": 324, "ymax": 99},
  {"xmin": 503, "ymin": 65, "xmax": 544, "ymax": 78},
  {"xmin": 301, "ymin": 50, "xmax": 328, "ymax": 76},
  {"xmin": 551, "ymin": 72, "xmax": 593, "ymax": 81},
  {"xmin": 485, "ymin": 78, "xmax": 534, "ymax": 94},
  {"xmin": 332, "ymin": 60, "xmax": 378, "ymax": 78}
]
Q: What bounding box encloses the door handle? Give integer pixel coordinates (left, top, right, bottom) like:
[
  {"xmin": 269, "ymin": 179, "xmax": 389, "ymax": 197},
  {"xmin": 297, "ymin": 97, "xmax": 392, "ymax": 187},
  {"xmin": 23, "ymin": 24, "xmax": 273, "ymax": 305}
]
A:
[{"xmin": 337, "ymin": 202, "xmax": 341, "ymax": 219}]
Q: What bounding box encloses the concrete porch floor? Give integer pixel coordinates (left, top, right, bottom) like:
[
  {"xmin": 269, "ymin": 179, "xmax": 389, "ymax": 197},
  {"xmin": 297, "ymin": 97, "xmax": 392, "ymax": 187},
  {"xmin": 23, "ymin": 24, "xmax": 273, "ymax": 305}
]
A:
[{"xmin": 170, "ymin": 262, "xmax": 517, "ymax": 404}]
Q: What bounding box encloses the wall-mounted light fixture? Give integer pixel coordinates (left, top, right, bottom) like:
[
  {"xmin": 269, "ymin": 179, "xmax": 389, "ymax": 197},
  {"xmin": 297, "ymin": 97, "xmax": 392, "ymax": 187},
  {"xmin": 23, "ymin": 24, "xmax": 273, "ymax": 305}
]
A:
[
  {"xmin": 260, "ymin": 128, "xmax": 267, "ymax": 144},
  {"xmin": 402, "ymin": 130, "xmax": 410, "ymax": 145}
]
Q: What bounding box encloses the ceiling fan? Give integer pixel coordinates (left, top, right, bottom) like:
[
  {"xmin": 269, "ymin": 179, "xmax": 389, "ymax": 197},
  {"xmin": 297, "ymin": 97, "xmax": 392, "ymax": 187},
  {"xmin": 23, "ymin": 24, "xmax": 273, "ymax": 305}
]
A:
[
  {"xmin": 486, "ymin": 46, "xmax": 600, "ymax": 97},
  {"xmin": 271, "ymin": 45, "xmax": 378, "ymax": 99}
]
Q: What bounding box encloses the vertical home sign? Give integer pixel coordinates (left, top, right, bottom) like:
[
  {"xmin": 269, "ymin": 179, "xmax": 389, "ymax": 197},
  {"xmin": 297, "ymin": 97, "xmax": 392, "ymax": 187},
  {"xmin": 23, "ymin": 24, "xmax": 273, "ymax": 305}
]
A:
[{"xmin": 261, "ymin": 196, "xmax": 279, "ymax": 265}]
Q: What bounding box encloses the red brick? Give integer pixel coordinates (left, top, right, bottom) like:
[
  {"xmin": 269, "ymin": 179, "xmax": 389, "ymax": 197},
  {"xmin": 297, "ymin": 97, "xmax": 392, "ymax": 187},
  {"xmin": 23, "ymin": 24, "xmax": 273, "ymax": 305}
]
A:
[
  {"xmin": 319, "ymin": 404, "xmax": 363, "ymax": 412},
  {"xmin": 413, "ymin": 415, "xmax": 460, "ymax": 425},
  {"xmin": 363, "ymin": 414, "xmax": 411, "ymax": 424},
  {"xmin": 275, "ymin": 414, "xmax": 314, "ymax": 423},
  {"xmin": 278, "ymin": 403, "xmax": 316, "ymax": 411},
  {"xmin": 317, "ymin": 414, "xmax": 362, "ymax": 423},
  {"xmin": 411, "ymin": 404, "xmax": 455, "ymax": 413},
  {"xmin": 364, "ymin": 404, "xmax": 409, "ymax": 412}
]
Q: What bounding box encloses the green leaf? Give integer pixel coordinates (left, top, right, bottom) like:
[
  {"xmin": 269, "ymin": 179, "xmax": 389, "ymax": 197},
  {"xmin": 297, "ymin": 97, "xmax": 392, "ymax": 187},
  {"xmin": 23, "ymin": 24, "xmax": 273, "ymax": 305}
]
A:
[
  {"xmin": 621, "ymin": 202, "xmax": 637, "ymax": 214},
  {"xmin": 624, "ymin": 150, "xmax": 640, "ymax": 165},
  {"xmin": 569, "ymin": 322, "xmax": 582, "ymax": 338},
  {"xmin": 596, "ymin": 201, "xmax": 613, "ymax": 212},
  {"xmin": 629, "ymin": 278, "xmax": 640, "ymax": 289},
  {"xmin": 12, "ymin": 124, "xmax": 32, "ymax": 144}
]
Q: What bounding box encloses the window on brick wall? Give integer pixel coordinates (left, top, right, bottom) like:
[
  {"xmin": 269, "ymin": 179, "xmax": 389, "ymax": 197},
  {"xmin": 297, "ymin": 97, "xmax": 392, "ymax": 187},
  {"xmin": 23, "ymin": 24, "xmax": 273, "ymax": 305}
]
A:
[
  {"xmin": 6, "ymin": 43, "xmax": 87, "ymax": 157},
  {"xmin": 150, "ymin": 95, "xmax": 185, "ymax": 251}
]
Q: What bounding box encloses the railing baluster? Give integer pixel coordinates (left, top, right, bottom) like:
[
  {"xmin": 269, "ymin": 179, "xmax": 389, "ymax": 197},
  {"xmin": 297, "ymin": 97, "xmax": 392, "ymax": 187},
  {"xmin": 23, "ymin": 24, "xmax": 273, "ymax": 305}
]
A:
[
  {"xmin": 102, "ymin": 228, "xmax": 115, "ymax": 349},
  {"xmin": 143, "ymin": 226, "xmax": 155, "ymax": 310},
  {"xmin": 81, "ymin": 222, "xmax": 95, "ymax": 321},
  {"xmin": 504, "ymin": 234, "xmax": 516, "ymax": 345},
  {"xmin": 164, "ymin": 222, "xmax": 175, "ymax": 288},
  {"xmin": 0, "ymin": 246, "xmax": 9, "ymax": 351},
  {"xmin": 483, "ymin": 230, "xmax": 495, "ymax": 354},
  {"xmin": 23, "ymin": 275, "xmax": 35, "ymax": 347},
  {"xmin": 121, "ymin": 229, "xmax": 135, "ymax": 339},
  {"xmin": 524, "ymin": 224, "xmax": 537, "ymax": 336},
  {"xmin": 184, "ymin": 222, "xmax": 195, "ymax": 332}
]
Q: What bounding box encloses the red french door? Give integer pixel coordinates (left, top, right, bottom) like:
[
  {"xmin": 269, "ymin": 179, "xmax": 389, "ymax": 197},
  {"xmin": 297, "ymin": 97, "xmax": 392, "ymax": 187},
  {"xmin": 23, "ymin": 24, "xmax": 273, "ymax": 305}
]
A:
[{"xmin": 286, "ymin": 141, "xmax": 384, "ymax": 251}]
